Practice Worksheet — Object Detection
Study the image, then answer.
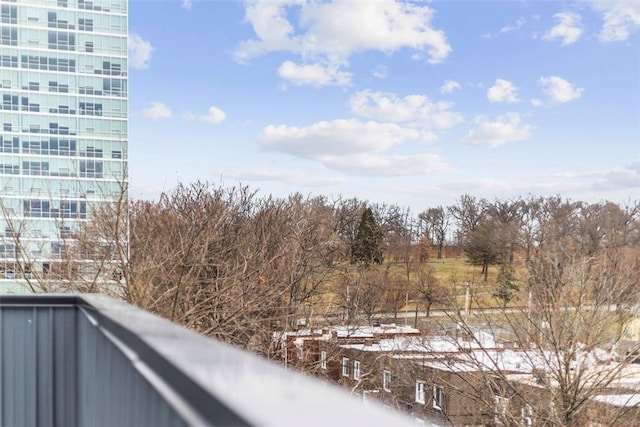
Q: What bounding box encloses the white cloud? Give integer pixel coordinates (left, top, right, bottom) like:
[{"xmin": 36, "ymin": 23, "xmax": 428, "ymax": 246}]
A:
[
  {"xmin": 439, "ymin": 163, "xmax": 640, "ymax": 199},
  {"xmin": 531, "ymin": 98, "xmax": 543, "ymax": 107},
  {"xmin": 185, "ymin": 106, "xmax": 227, "ymax": 123},
  {"xmin": 462, "ymin": 113, "xmax": 532, "ymax": 147},
  {"xmin": 324, "ymin": 153, "xmax": 450, "ymax": 176},
  {"xmin": 235, "ymin": 0, "xmax": 451, "ymax": 72},
  {"xmin": 372, "ymin": 65, "xmax": 388, "ymax": 79},
  {"xmin": 259, "ymin": 118, "xmax": 449, "ymax": 176},
  {"xmin": 440, "ymin": 79, "xmax": 461, "ymax": 94},
  {"xmin": 588, "ymin": 162, "xmax": 640, "ymax": 190},
  {"xmin": 487, "ymin": 79, "xmax": 520, "ymax": 103},
  {"xmin": 543, "ymin": 12, "xmax": 583, "ymax": 45},
  {"xmin": 141, "ymin": 102, "xmax": 172, "ymax": 120},
  {"xmin": 349, "ymin": 90, "xmax": 463, "ymax": 131},
  {"xmin": 277, "ymin": 61, "xmax": 352, "ymax": 86},
  {"xmin": 482, "ymin": 18, "xmax": 526, "ymax": 38},
  {"xmin": 539, "ymin": 76, "xmax": 584, "ymax": 103},
  {"xmin": 587, "ymin": 0, "xmax": 640, "ymax": 42},
  {"xmin": 128, "ymin": 34, "xmax": 154, "ymax": 69},
  {"xmin": 544, "ymin": 163, "xmax": 640, "ymax": 191},
  {"xmin": 440, "ymin": 178, "xmax": 527, "ymax": 193},
  {"xmin": 202, "ymin": 106, "xmax": 227, "ymax": 123},
  {"xmin": 225, "ymin": 169, "xmax": 348, "ymax": 186},
  {"xmin": 261, "ymin": 119, "xmax": 423, "ymax": 158},
  {"xmin": 182, "ymin": 0, "xmax": 192, "ymax": 10}
]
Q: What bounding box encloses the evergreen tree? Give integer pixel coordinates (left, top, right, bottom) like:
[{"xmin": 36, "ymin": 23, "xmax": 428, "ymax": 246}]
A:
[
  {"xmin": 463, "ymin": 220, "xmax": 505, "ymax": 281},
  {"xmin": 493, "ymin": 261, "xmax": 519, "ymax": 306},
  {"xmin": 351, "ymin": 207, "xmax": 384, "ymax": 266}
]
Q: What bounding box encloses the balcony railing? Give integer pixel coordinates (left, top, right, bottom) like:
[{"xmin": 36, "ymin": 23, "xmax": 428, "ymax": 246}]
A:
[{"xmin": 0, "ymin": 294, "xmax": 417, "ymax": 426}]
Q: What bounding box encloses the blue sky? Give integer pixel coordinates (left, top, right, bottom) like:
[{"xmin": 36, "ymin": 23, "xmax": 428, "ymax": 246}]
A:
[{"xmin": 127, "ymin": 0, "xmax": 640, "ymax": 212}]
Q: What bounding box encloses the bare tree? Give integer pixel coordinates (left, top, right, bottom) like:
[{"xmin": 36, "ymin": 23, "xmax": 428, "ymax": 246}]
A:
[
  {"xmin": 331, "ymin": 196, "xmax": 367, "ymax": 262},
  {"xmin": 442, "ymin": 219, "xmax": 640, "ymax": 426},
  {"xmin": 576, "ymin": 201, "xmax": 640, "ymax": 256},
  {"xmin": 73, "ymin": 182, "xmax": 340, "ymax": 356},
  {"xmin": 419, "ymin": 206, "xmax": 450, "ymax": 259},
  {"xmin": 412, "ymin": 266, "xmax": 450, "ymax": 320},
  {"xmin": 448, "ymin": 194, "xmax": 487, "ymax": 250}
]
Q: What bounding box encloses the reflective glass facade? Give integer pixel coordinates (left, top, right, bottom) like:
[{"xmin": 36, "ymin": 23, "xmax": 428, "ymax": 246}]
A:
[{"xmin": 0, "ymin": 0, "xmax": 127, "ymax": 291}]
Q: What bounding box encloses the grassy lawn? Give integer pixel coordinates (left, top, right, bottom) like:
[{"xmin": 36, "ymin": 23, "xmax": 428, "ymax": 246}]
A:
[{"xmin": 306, "ymin": 256, "xmax": 511, "ymax": 317}]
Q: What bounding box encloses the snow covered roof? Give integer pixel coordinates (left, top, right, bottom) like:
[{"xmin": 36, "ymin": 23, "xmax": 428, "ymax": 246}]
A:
[
  {"xmin": 329, "ymin": 324, "xmax": 420, "ymax": 338},
  {"xmin": 276, "ymin": 324, "xmax": 420, "ymax": 342},
  {"xmin": 339, "ymin": 330, "xmax": 503, "ymax": 354},
  {"xmin": 341, "ymin": 336, "xmax": 438, "ymax": 353},
  {"xmin": 593, "ymin": 394, "xmax": 640, "ymax": 408},
  {"xmin": 419, "ymin": 349, "xmax": 536, "ymax": 373}
]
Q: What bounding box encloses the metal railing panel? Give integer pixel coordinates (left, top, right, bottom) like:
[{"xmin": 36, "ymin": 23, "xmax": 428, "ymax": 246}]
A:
[
  {"xmin": 0, "ymin": 294, "xmax": 418, "ymax": 427},
  {"xmin": 76, "ymin": 308, "xmax": 188, "ymax": 427},
  {"xmin": 81, "ymin": 294, "xmax": 417, "ymax": 427},
  {"xmin": 0, "ymin": 305, "xmax": 78, "ymax": 426}
]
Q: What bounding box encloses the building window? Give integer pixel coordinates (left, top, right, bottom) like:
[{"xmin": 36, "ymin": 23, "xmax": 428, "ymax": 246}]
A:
[
  {"xmin": 0, "ymin": 243, "xmax": 16, "ymax": 257},
  {"xmin": 1, "ymin": 27, "xmax": 17, "ymax": 46},
  {"xmin": 383, "ymin": 370, "xmax": 391, "ymax": 391},
  {"xmin": 79, "ymin": 160, "xmax": 103, "ymax": 178},
  {"xmin": 59, "ymin": 226, "xmax": 72, "ymax": 239},
  {"xmin": 433, "ymin": 385, "xmax": 444, "ymax": 411},
  {"xmin": 353, "ymin": 360, "xmax": 361, "ymax": 381},
  {"xmin": 415, "ymin": 381, "xmax": 426, "ymax": 404},
  {"xmin": 1, "ymin": 5, "xmax": 17, "ymax": 24},
  {"xmin": 5, "ymin": 227, "xmax": 17, "ymax": 238},
  {"xmin": 494, "ymin": 395, "xmax": 509, "ymax": 425},
  {"xmin": 79, "ymin": 18, "xmax": 94, "ymax": 31},
  {"xmin": 320, "ymin": 351, "xmax": 327, "ymax": 370},
  {"xmin": 342, "ymin": 357, "xmax": 350, "ymax": 377}
]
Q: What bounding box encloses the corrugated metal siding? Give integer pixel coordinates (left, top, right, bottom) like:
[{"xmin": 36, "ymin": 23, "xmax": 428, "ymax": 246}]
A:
[
  {"xmin": 0, "ymin": 304, "xmax": 187, "ymax": 427},
  {"xmin": 76, "ymin": 309, "xmax": 187, "ymax": 427},
  {"xmin": 0, "ymin": 306, "xmax": 78, "ymax": 427}
]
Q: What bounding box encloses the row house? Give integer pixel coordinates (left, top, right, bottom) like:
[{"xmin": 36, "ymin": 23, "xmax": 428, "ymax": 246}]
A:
[
  {"xmin": 275, "ymin": 323, "xmax": 420, "ymax": 372},
  {"xmin": 279, "ymin": 325, "xmax": 640, "ymax": 426},
  {"xmin": 319, "ymin": 331, "xmax": 500, "ymax": 425}
]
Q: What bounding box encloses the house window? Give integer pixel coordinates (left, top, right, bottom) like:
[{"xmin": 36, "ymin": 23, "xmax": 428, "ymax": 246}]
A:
[
  {"xmin": 494, "ymin": 395, "xmax": 510, "ymax": 425},
  {"xmin": 320, "ymin": 351, "xmax": 327, "ymax": 370},
  {"xmin": 433, "ymin": 385, "xmax": 444, "ymax": 411},
  {"xmin": 415, "ymin": 381, "xmax": 426, "ymax": 404},
  {"xmin": 383, "ymin": 370, "xmax": 391, "ymax": 391},
  {"xmin": 520, "ymin": 404, "xmax": 533, "ymax": 427},
  {"xmin": 342, "ymin": 357, "xmax": 349, "ymax": 377},
  {"xmin": 353, "ymin": 360, "xmax": 361, "ymax": 381}
]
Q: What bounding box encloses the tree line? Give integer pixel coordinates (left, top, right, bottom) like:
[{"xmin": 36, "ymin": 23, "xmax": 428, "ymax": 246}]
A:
[
  {"xmin": 115, "ymin": 186, "xmax": 640, "ymax": 427},
  {"xmin": 2, "ymin": 181, "xmax": 639, "ymax": 356}
]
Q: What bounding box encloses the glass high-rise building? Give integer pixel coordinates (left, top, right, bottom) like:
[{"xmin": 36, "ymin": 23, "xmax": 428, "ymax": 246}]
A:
[{"xmin": 0, "ymin": 0, "xmax": 127, "ymax": 292}]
